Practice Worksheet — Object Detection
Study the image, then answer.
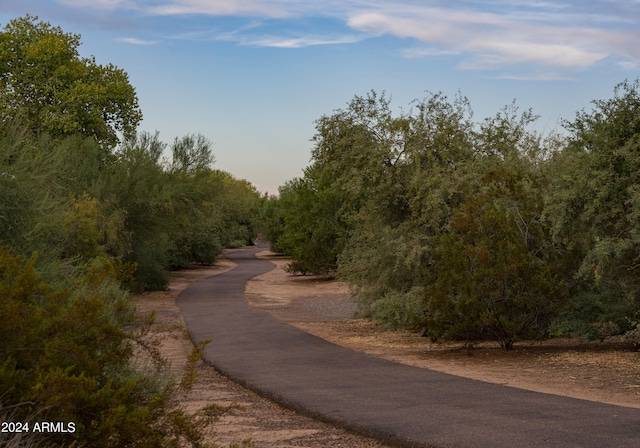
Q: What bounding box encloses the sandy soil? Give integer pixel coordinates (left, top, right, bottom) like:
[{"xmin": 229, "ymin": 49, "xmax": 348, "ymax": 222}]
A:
[
  {"xmin": 134, "ymin": 249, "xmax": 640, "ymax": 447},
  {"xmin": 247, "ymin": 252, "xmax": 640, "ymax": 410}
]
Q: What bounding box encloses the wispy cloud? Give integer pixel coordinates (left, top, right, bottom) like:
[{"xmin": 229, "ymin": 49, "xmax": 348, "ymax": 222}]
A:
[
  {"xmin": 402, "ymin": 47, "xmax": 461, "ymax": 59},
  {"xmin": 55, "ymin": 0, "xmax": 640, "ymax": 74},
  {"xmin": 57, "ymin": 0, "xmax": 137, "ymax": 11},
  {"xmin": 495, "ymin": 72, "xmax": 577, "ymax": 82},
  {"xmin": 346, "ymin": 5, "xmax": 635, "ymax": 71},
  {"xmin": 147, "ymin": 0, "xmax": 292, "ymax": 18},
  {"xmin": 219, "ymin": 33, "xmax": 365, "ymax": 48},
  {"xmin": 617, "ymin": 60, "xmax": 639, "ymax": 70},
  {"xmin": 116, "ymin": 36, "xmax": 159, "ymax": 45},
  {"xmin": 169, "ymin": 19, "xmax": 363, "ymax": 48}
]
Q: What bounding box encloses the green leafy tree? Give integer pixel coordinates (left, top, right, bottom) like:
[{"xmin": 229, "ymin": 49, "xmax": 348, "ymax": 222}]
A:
[
  {"xmin": 215, "ymin": 173, "xmax": 262, "ymax": 248},
  {"xmin": 424, "ymin": 159, "xmax": 569, "ymax": 349},
  {"xmin": 277, "ymin": 90, "xmax": 575, "ymax": 349},
  {"xmin": 256, "ymin": 194, "xmax": 285, "ymax": 252},
  {"xmin": 170, "ymin": 133, "xmax": 215, "ymax": 173},
  {"xmin": 96, "ymin": 132, "xmax": 175, "ymax": 290},
  {"xmin": 0, "ymin": 15, "xmax": 142, "ymax": 148},
  {"xmin": 546, "ymin": 79, "xmax": 640, "ymax": 337},
  {"xmin": 0, "ymin": 124, "xmax": 94, "ymax": 276},
  {"xmin": 165, "ymin": 135, "xmax": 260, "ymax": 268},
  {"xmin": 0, "ymin": 16, "xmax": 262, "ymax": 446},
  {"xmin": 333, "ymin": 91, "xmax": 475, "ymax": 327},
  {"xmin": 165, "ymin": 134, "xmax": 221, "ymax": 268},
  {"xmin": 276, "ymin": 173, "xmax": 348, "ymax": 275},
  {"xmin": 62, "ymin": 192, "xmax": 102, "ymax": 260},
  {"xmin": 98, "ymin": 132, "xmax": 260, "ymax": 284}
]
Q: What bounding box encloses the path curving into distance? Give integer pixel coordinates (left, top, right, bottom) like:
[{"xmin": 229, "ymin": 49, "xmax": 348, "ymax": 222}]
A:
[{"xmin": 177, "ymin": 247, "xmax": 640, "ymax": 448}]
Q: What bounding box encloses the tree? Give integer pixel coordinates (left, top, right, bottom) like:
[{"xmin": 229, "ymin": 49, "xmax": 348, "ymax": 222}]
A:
[
  {"xmin": 0, "ymin": 15, "xmax": 142, "ymax": 147},
  {"xmin": 276, "ymin": 173, "xmax": 348, "ymax": 275},
  {"xmin": 277, "ymin": 90, "xmax": 574, "ymax": 348},
  {"xmin": 170, "ymin": 133, "xmax": 215, "ymax": 173},
  {"xmin": 331, "ymin": 91, "xmax": 476, "ymax": 328},
  {"xmin": 546, "ymin": 79, "xmax": 640, "ymax": 338},
  {"xmin": 424, "ymin": 159, "xmax": 568, "ymax": 349},
  {"xmin": 256, "ymin": 193, "xmax": 285, "ymax": 252},
  {"xmin": 0, "ymin": 123, "xmax": 100, "ymax": 275},
  {"xmin": 214, "ymin": 172, "xmax": 262, "ymax": 248}
]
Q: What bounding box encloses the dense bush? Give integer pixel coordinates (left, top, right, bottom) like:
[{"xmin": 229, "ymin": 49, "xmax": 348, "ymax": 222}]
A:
[
  {"xmin": 0, "ymin": 246, "xmax": 216, "ymax": 447},
  {"xmin": 267, "ymin": 83, "xmax": 640, "ymax": 349},
  {"xmin": 546, "ymin": 79, "xmax": 640, "ymax": 339}
]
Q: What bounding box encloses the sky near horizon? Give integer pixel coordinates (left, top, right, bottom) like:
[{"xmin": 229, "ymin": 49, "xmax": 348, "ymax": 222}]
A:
[{"xmin": 1, "ymin": 1, "xmax": 639, "ymax": 194}]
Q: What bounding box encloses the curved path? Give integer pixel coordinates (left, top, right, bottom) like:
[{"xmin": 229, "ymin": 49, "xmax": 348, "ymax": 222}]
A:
[{"xmin": 177, "ymin": 247, "xmax": 640, "ymax": 448}]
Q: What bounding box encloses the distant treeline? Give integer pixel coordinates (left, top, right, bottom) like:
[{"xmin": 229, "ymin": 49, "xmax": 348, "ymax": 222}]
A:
[
  {"xmin": 260, "ymin": 81, "xmax": 640, "ymax": 351},
  {"xmin": 1, "ymin": 16, "xmax": 260, "ymax": 447}
]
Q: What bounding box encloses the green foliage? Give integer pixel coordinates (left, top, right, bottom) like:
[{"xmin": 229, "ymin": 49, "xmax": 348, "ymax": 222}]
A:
[
  {"xmin": 97, "ymin": 131, "xmax": 174, "ymax": 290},
  {"xmin": 275, "ymin": 174, "xmax": 348, "ymax": 275},
  {"xmin": 0, "ymin": 15, "xmax": 262, "ymax": 446},
  {"xmin": 0, "ymin": 124, "xmax": 96, "ymax": 276},
  {"xmin": 63, "ymin": 193, "xmax": 102, "ymax": 260},
  {"xmin": 0, "ymin": 118, "xmax": 261, "ymax": 290},
  {"xmin": 424, "ymin": 160, "xmax": 569, "ymax": 349},
  {"xmin": 546, "ymin": 79, "xmax": 640, "ymax": 338},
  {"xmin": 255, "ymin": 194, "xmax": 285, "ymax": 252},
  {"xmin": 214, "ymin": 172, "xmax": 262, "ymax": 249},
  {"xmin": 170, "ymin": 133, "xmax": 215, "ymax": 173},
  {"xmin": 0, "ymin": 245, "xmax": 217, "ymax": 447},
  {"xmin": 88, "ymin": 132, "xmax": 261, "ymax": 288},
  {"xmin": 276, "ymin": 89, "xmax": 591, "ymax": 349},
  {"xmin": 0, "ymin": 15, "xmax": 142, "ymax": 148},
  {"xmin": 329, "ymin": 91, "xmax": 477, "ymax": 330}
]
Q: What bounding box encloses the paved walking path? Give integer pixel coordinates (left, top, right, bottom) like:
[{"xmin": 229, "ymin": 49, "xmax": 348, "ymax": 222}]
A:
[{"xmin": 177, "ymin": 247, "xmax": 640, "ymax": 448}]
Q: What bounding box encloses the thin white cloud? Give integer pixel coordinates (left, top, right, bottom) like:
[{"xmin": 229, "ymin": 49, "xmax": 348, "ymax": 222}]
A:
[
  {"xmin": 116, "ymin": 37, "xmax": 159, "ymax": 45},
  {"xmin": 57, "ymin": 0, "xmax": 136, "ymax": 11},
  {"xmin": 402, "ymin": 47, "xmax": 461, "ymax": 59},
  {"xmin": 618, "ymin": 60, "xmax": 639, "ymax": 70},
  {"xmin": 148, "ymin": 0, "xmax": 291, "ymax": 18},
  {"xmin": 460, "ymin": 40, "xmax": 606, "ymax": 69},
  {"xmin": 222, "ymin": 33, "xmax": 365, "ymax": 48},
  {"xmin": 146, "ymin": 0, "xmax": 355, "ymax": 19},
  {"xmin": 55, "ymin": 0, "xmax": 640, "ymax": 73},
  {"xmin": 346, "ymin": 5, "xmax": 636, "ymax": 71},
  {"xmin": 172, "ymin": 21, "xmax": 263, "ymax": 41},
  {"xmin": 170, "ymin": 19, "xmax": 364, "ymax": 48},
  {"xmin": 494, "ymin": 72, "xmax": 577, "ymax": 82}
]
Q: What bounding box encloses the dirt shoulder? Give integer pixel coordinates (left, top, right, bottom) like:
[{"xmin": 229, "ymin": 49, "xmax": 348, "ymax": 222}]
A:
[
  {"xmin": 246, "ymin": 251, "xmax": 640, "ymax": 410},
  {"xmin": 133, "ymin": 249, "xmax": 640, "ymax": 447}
]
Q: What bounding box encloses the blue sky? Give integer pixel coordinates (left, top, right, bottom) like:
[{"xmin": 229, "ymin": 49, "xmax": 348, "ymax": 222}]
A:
[{"xmin": 1, "ymin": 1, "xmax": 639, "ymax": 194}]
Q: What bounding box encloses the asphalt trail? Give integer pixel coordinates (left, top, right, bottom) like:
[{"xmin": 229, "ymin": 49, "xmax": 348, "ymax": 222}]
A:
[{"xmin": 177, "ymin": 247, "xmax": 640, "ymax": 448}]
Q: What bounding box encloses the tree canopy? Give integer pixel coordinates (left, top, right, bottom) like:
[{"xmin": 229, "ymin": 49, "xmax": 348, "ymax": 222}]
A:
[
  {"xmin": 264, "ymin": 82, "xmax": 640, "ymax": 349},
  {"xmin": 0, "ymin": 15, "xmax": 141, "ymax": 147},
  {"xmin": 0, "ymin": 15, "xmax": 262, "ymax": 446}
]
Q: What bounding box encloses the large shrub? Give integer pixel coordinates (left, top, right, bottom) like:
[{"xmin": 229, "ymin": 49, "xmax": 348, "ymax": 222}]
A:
[{"xmin": 0, "ymin": 245, "xmax": 213, "ymax": 447}]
